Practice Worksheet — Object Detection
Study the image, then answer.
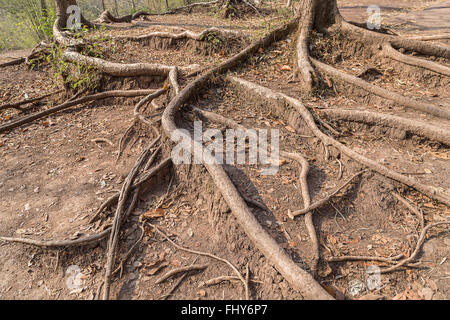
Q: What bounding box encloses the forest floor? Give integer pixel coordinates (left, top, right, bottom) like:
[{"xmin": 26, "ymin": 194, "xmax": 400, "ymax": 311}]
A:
[{"xmin": 0, "ymin": 0, "xmax": 449, "ymax": 300}]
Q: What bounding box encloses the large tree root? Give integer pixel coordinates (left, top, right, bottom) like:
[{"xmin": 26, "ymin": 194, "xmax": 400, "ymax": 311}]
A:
[
  {"xmin": 228, "ymin": 76, "xmax": 450, "ymax": 207},
  {"xmin": 319, "ymin": 108, "xmax": 450, "ymax": 145},
  {"xmin": 339, "ymin": 19, "xmax": 450, "ymax": 59},
  {"xmin": 0, "ymin": 90, "xmax": 63, "ymax": 112},
  {"xmin": 193, "ymin": 107, "xmax": 321, "ymax": 276},
  {"xmin": 0, "ymin": 89, "xmax": 157, "ymax": 134},
  {"xmin": 311, "ymin": 58, "xmax": 450, "ymax": 120},
  {"xmin": 160, "ymin": 19, "xmax": 332, "ymax": 300},
  {"xmin": 102, "ymin": 137, "xmax": 160, "ymax": 300},
  {"xmin": 289, "ymin": 170, "xmax": 365, "ymax": 218},
  {"xmin": 381, "ymin": 43, "xmax": 450, "ymax": 77},
  {"xmin": 0, "ymin": 228, "xmax": 111, "ymax": 248}
]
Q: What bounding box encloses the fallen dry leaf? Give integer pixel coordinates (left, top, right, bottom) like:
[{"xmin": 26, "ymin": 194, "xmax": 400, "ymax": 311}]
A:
[
  {"xmin": 280, "ymin": 65, "xmax": 291, "ymax": 71},
  {"xmin": 143, "ymin": 208, "xmax": 166, "ymax": 219}
]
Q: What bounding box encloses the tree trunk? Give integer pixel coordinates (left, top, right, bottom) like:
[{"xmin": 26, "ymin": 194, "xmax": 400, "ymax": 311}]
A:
[{"xmin": 55, "ymin": 0, "xmax": 92, "ymax": 28}]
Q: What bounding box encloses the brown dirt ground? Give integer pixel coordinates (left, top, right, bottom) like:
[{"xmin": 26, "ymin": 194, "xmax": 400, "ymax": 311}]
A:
[{"xmin": 0, "ymin": 0, "xmax": 448, "ymax": 300}]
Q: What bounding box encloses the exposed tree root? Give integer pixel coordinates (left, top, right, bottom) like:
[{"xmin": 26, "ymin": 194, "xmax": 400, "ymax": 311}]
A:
[
  {"xmin": 406, "ymin": 34, "xmax": 450, "ymax": 42},
  {"xmin": 149, "ymin": 224, "xmax": 249, "ymax": 299},
  {"xmin": 378, "ymin": 221, "xmax": 449, "ymax": 274},
  {"xmin": 311, "ymin": 58, "xmax": 450, "ymax": 120},
  {"xmin": 391, "ymin": 192, "xmax": 425, "ymax": 231},
  {"xmin": 295, "ymin": 0, "xmax": 317, "ymax": 91},
  {"xmin": 0, "ymin": 90, "xmax": 63, "ymax": 112},
  {"xmin": 94, "ymin": 10, "xmax": 151, "ymax": 24},
  {"xmin": 327, "ymin": 255, "xmax": 420, "ymax": 268},
  {"xmin": 0, "ymin": 57, "xmax": 26, "ymax": 68},
  {"xmin": 289, "ymin": 170, "xmax": 365, "ymax": 218},
  {"xmin": 381, "ymin": 43, "xmax": 450, "ymax": 77},
  {"xmin": 339, "ymin": 19, "xmax": 450, "ymax": 59},
  {"xmin": 228, "ymin": 76, "xmax": 450, "ymax": 207},
  {"xmin": 155, "ymin": 264, "xmax": 208, "ymax": 284},
  {"xmin": 319, "ymin": 108, "xmax": 450, "ymax": 145},
  {"xmin": 103, "ymin": 137, "xmax": 161, "ymax": 300},
  {"xmin": 0, "ymin": 89, "xmax": 157, "ymax": 134},
  {"xmin": 194, "ymin": 107, "xmax": 321, "ymax": 276},
  {"xmin": 158, "ymin": 19, "xmax": 346, "ymax": 300},
  {"xmin": 62, "ymin": 51, "xmax": 194, "ymax": 80},
  {"xmin": 0, "ymin": 228, "xmax": 111, "ymax": 248},
  {"xmin": 198, "ymin": 275, "xmax": 262, "ymax": 288}
]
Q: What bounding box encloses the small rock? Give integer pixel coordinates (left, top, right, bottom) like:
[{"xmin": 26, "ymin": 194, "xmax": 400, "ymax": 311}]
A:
[
  {"xmin": 24, "ymin": 203, "xmax": 31, "ymax": 211},
  {"xmin": 34, "ymin": 187, "xmax": 40, "ymax": 193},
  {"xmin": 187, "ymin": 228, "xmax": 194, "ymax": 237}
]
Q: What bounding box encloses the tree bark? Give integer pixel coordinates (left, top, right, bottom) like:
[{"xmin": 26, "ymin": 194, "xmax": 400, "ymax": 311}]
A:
[{"xmin": 299, "ymin": 0, "xmax": 338, "ymax": 32}]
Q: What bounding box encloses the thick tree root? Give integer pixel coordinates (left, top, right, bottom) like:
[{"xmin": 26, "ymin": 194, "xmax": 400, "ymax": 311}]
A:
[
  {"xmin": 94, "ymin": 10, "xmax": 151, "ymax": 24},
  {"xmin": 103, "ymin": 137, "xmax": 161, "ymax": 300},
  {"xmin": 381, "ymin": 43, "xmax": 450, "ymax": 77},
  {"xmin": 339, "ymin": 19, "xmax": 450, "ymax": 59},
  {"xmin": 0, "ymin": 89, "xmax": 157, "ymax": 134},
  {"xmin": 116, "ymin": 27, "xmax": 245, "ymax": 42},
  {"xmin": 0, "ymin": 90, "xmax": 63, "ymax": 112},
  {"xmin": 391, "ymin": 192, "xmax": 424, "ymax": 231},
  {"xmin": 311, "ymin": 58, "xmax": 450, "ymax": 120},
  {"xmin": 319, "ymin": 108, "xmax": 450, "ymax": 145},
  {"xmin": 194, "ymin": 107, "xmax": 321, "ymax": 276},
  {"xmin": 62, "ymin": 51, "xmax": 194, "ymax": 80},
  {"xmin": 160, "ymin": 19, "xmax": 332, "ymax": 300},
  {"xmin": 228, "ymin": 76, "xmax": 450, "ymax": 207},
  {"xmin": 377, "ymin": 221, "xmax": 449, "ymax": 274}
]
